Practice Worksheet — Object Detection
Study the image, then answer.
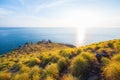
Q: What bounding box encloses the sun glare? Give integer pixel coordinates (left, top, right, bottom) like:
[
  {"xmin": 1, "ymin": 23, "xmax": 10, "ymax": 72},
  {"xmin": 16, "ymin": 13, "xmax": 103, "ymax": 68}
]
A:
[{"xmin": 76, "ymin": 27, "xmax": 86, "ymax": 46}]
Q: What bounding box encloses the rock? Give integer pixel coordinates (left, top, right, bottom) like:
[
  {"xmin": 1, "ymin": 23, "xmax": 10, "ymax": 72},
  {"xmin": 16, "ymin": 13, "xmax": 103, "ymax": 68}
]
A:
[
  {"xmin": 96, "ymin": 53, "xmax": 102, "ymax": 63},
  {"xmin": 101, "ymin": 53, "xmax": 109, "ymax": 57},
  {"xmin": 48, "ymin": 40, "xmax": 52, "ymax": 43}
]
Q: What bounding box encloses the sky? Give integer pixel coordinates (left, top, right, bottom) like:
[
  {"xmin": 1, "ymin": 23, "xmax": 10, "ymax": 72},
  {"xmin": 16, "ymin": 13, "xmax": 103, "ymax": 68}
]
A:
[{"xmin": 0, "ymin": 0, "xmax": 120, "ymax": 27}]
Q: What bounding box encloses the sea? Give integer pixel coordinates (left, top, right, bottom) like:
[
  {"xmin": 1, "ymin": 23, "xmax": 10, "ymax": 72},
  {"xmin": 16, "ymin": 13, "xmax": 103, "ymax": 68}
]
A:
[{"xmin": 0, "ymin": 27, "xmax": 120, "ymax": 54}]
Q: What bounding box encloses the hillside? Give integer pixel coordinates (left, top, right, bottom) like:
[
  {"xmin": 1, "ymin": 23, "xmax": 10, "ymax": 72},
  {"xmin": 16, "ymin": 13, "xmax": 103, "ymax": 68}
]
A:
[
  {"xmin": 11, "ymin": 40, "xmax": 75, "ymax": 54},
  {"xmin": 0, "ymin": 39, "xmax": 120, "ymax": 80}
]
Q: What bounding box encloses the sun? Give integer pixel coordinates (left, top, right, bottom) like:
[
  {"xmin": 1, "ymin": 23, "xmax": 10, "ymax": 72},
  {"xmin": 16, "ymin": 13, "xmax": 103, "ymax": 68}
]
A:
[{"xmin": 76, "ymin": 27, "xmax": 86, "ymax": 46}]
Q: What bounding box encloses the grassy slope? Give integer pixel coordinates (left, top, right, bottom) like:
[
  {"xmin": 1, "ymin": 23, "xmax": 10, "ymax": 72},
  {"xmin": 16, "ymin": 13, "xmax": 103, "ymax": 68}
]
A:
[{"xmin": 0, "ymin": 39, "xmax": 120, "ymax": 80}]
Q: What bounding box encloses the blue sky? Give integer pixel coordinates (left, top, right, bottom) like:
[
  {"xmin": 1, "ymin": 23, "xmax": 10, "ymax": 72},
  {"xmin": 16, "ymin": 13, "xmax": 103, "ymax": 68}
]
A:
[{"xmin": 0, "ymin": 0, "xmax": 120, "ymax": 27}]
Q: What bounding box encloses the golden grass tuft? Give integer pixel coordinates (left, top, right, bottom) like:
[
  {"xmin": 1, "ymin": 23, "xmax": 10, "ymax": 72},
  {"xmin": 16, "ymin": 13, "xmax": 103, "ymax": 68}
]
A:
[
  {"xmin": 62, "ymin": 74, "xmax": 78, "ymax": 80},
  {"xmin": 0, "ymin": 72, "xmax": 11, "ymax": 80},
  {"xmin": 103, "ymin": 61, "xmax": 120, "ymax": 80},
  {"xmin": 45, "ymin": 63, "xmax": 59, "ymax": 79},
  {"xmin": 70, "ymin": 55, "xmax": 89, "ymax": 78}
]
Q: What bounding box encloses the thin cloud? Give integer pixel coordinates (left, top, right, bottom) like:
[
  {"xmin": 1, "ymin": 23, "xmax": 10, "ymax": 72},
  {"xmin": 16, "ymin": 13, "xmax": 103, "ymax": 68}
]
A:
[
  {"xmin": 1, "ymin": 9, "xmax": 120, "ymax": 28},
  {"xmin": 0, "ymin": 8, "xmax": 14, "ymax": 16},
  {"xmin": 18, "ymin": 0, "xmax": 25, "ymax": 5},
  {"xmin": 34, "ymin": 0, "xmax": 68, "ymax": 13}
]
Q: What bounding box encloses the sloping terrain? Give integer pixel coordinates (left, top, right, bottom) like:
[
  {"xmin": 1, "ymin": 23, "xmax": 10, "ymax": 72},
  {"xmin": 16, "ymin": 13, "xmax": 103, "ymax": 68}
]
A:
[{"xmin": 0, "ymin": 39, "xmax": 120, "ymax": 80}]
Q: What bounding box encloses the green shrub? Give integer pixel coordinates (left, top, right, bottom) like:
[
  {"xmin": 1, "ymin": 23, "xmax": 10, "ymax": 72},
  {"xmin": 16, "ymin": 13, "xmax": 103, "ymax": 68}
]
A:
[
  {"xmin": 57, "ymin": 57, "xmax": 68, "ymax": 72},
  {"xmin": 45, "ymin": 63, "xmax": 59, "ymax": 79},
  {"xmin": 101, "ymin": 57, "xmax": 110, "ymax": 66},
  {"xmin": 10, "ymin": 63, "xmax": 22, "ymax": 72},
  {"xmin": 0, "ymin": 64, "xmax": 8, "ymax": 71},
  {"xmin": 62, "ymin": 74, "xmax": 78, "ymax": 80},
  {"xmin": 45, "ymin": 76, "xmax": 56, "ymax": 80},
  {"xmin": 103, "ymin": 61, "xmax": 120, "ymax": 80},
  {"xmin": 40, "ymin": 70, "xmax": 47, "ymax": 79},
  {"xmin": 29, "ymin": 66, "xmax": 41, "ymax": 80},
  {"xmin": 59, "ymin": 50, "xmax": 73, "ymax": 58},
  {"xmin": 0, "ymin": 72, "xmax": 11, "ymax": 80},
  {"xmin": 39, "ymin": 53, "xmax": 52, "ymax": 67},
  {"xmin": 28, "ymin": 58, "xmax": 41, "ymax": 67},
  {"xmin": 13, "ymin": 73, "xmax": 30, "ymax": 80},
  {"xmin": 76, "ymin": 49, "xmax": 81, "ymax": 54},
  {"xmin": 12, "ymin": 74, "xmax": 19, "ymax": 80},
  {"xmin": 19, "ymin": 66, "xmax": 30, "ymax": 74},
  {"xmin": 80, "ymin": 52, "xmax": 95, "ymax": 63},
  {"xmin": 112, "ymin": 54, "xmax": 120, "ymax": 62},
  {"xmin": 107, "ymin": 42, "xmax": 114, "ymax": 48},
  {"xmin": 70, "ymin": 55, "xmax": 89, "ymax": 78},
  {"xmin": 50, "ymin": 54, "xmax": 60, "ymax": 63}
]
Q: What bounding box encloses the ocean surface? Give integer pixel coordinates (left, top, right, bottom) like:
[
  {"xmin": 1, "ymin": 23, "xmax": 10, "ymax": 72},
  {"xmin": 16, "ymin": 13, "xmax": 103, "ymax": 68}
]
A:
[{"xmin": 0, "ymin": 27, "xmax": 120, "ymax": 54}]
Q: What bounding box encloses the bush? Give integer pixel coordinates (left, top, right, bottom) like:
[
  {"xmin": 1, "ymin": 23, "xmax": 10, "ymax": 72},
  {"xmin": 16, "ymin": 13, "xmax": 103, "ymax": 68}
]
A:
[
  {"xmin": 70, "ymin": 55, "xmax": 89, "ymax": 78},
  {"xmin": 59, "ymin": 50, "xmax": 73, "ymax": 58},
  {"xmin": 45, "ymin": 63, "xmax": 59, "ymax": 79},
  {"xmin": 0, "ymin": 64, "xmax": 8, "ymax": 71},
  {"xmin": 40, "ymin": 70, "xmax": 47, "ymax": 79},
  {"xmin": 57, "ymin": 57, "xmax": 68, "ymax": 72},
  {"xmin": 19, "ymin": 66, "xmax": 30, "ymax": 74},
  {"xmin": 50, "ymin": 54, "xmax": 60, "ymax": 63},
  {"xmin": 107, "ymin": 42, "xmax": 114, "ymax": 48},
  {"xmin": 103, "ymin": 61, "xmax": 120, "ymax": 80},
  {"xmin": 62, "ymin": 74, "xmax": 78, "ymax": 80},
  {"xmin": 112, "ymin": 54, "xmax": 120, "ymax": 62},
  {"xmin": 28, "ymin": 58, "xmax": 41, "ymax": 67},
  {"xmin": 13, "ymin": 73, "xmax": 30, "ymax": 80},
  {"xmin": 10, "ymin": 63, "xmax": 22, "ymax": 72},
  {"xmin": 80, "ymin": 52, "xmax": 95, "ymax": 63},
  {"xmin": 45, "ymin": 76, "xmax": 56, "ymax": 80},
  {"xmin": 29, "ymin": 66, "xmax": 41, "ymax": 80},
  {"xmin": 0, "ymin": 72, "xmax": 11, "ymax": 80},
  {"xmin": 101, "ymin": 57, "xmax": 110, "ymax": 66},
  {"xmin": 76, "ymin": 49, "xmax": 81, "ymax": 54},
  {"xmin": 39, "ymin": 53, "xmax": 52, "ymax": 67}
]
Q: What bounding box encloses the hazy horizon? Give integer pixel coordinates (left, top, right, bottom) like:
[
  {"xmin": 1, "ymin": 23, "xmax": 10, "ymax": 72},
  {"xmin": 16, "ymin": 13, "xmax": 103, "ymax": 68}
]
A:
[{"xmin": 0, "ymin": 27, "xmax": 120, "ymax": 54}]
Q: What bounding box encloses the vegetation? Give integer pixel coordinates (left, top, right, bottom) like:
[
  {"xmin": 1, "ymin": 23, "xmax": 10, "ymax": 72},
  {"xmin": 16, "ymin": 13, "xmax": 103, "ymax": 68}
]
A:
[
  {"xmin": 103, "ymin": 61, "xmax": 120, "ymax": 80},
  {"xmin": 62, "ymin": 74, "xmax": 78, "ymax": 80},
  {"xmin": 45, "ymin": 63, "xmax": 59, "ymax": 79},
  {"xmin": 0, "ymin": 39, "xmax": 120, "ymax": 80},
  {"xmin": 70, "ymin": 55, "xmax": 89, "ymax": 78},
  {"xmin": 0, "ymin": 72, "xmax": 11, "ymax": 80},
  {"xmin": 29, "ymin": 66, "xmax": 41, "ymax": 80},
  {"xmin": 57, "ymin": 57, "xmax": 68, "ymax": 73}
]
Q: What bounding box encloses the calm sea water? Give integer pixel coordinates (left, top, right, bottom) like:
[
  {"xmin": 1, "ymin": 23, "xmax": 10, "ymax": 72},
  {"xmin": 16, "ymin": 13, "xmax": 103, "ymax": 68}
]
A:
[{"xmin": 0, "ymin": 27, "xmax": 120, "ymax": 54}]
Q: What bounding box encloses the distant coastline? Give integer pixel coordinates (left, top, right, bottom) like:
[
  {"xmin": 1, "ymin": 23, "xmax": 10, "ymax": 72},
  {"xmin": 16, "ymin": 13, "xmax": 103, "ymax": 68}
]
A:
[{"xmin": 0, "ymin": 27, "xmax": 120, "ymax": 54}]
